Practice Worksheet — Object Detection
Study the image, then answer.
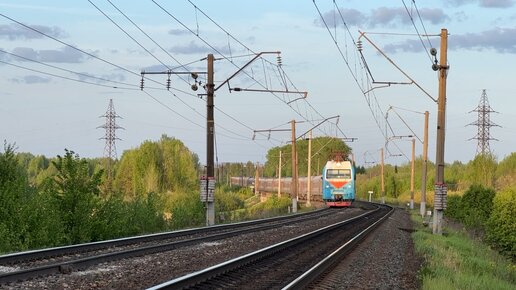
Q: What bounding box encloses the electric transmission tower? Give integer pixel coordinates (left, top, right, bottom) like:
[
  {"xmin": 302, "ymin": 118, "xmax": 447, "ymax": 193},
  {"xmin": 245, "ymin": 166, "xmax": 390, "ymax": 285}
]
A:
[
  {"xmin": 98, "ymin": 99, "xmax": 123, "ymax": 190},
  {"xmin": 467, "ymin": 89, "xmax": 499, "ymax": 155}
]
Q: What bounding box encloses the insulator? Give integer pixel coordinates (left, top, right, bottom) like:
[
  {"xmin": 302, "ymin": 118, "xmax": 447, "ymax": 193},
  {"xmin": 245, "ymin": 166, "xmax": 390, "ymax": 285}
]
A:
[
  {"xmin": 277, "ymin": 55, "xmax": 282, "ymax": 66},
  {"xmin": 140, "ymin": 77, "xmax": 144, "ymax": 91},
  {"xmin": 166, "ymin": 78, "xmax": 171, "ymax": 90},
  {"xmin": 357, "ymin": 40, "xmax": 363, "ymax": 51}
]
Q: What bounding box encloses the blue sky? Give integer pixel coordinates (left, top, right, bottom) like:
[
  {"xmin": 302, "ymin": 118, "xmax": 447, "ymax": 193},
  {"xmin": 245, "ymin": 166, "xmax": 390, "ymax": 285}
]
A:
[{"xmin": 0, "ymin": 0, "xmax": 514, "ymax": 167}]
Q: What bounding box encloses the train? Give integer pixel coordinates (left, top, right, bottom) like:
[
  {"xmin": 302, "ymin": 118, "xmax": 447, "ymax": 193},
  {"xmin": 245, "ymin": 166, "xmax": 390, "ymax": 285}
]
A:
[
  {"xmin": 322, "ymin": 159, "xmax": 356, "ymax": 207},
  {"xmin": 230, "ymin": 158, "xmax": 356, "ymax": 207}
]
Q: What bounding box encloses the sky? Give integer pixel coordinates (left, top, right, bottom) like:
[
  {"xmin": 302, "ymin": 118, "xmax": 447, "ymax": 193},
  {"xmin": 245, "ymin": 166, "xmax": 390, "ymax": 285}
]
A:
[{"xmin": 0, "ymin": 0, "xmax": 514, "ymax": 168}]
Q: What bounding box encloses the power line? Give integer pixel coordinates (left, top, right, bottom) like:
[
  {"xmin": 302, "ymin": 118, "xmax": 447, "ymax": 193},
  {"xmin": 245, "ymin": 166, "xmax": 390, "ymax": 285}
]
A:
[
  {"xmin": 0, "ymin": 48, "xmax": 156, "ymax": 89},
  {"xmin": 0, "ymin": 59, "xmax": 138, "ymax": 90},
  {"xmin": 401, "ymin": 0, "xmax": 433, "ymax": 64},
  {"xmin": 313, "ymin": 0, "xmax": 389, "ymax": 141},
  {"xmin": 88, "ymin": 1, "xmax": 274, "ymax": 145},
  {"xmin": 158, "ymin": 1, "xmax": 335, "ymax": 137},
  {"xmin": 0, "ymin": 12, "xmax": 176, "ymax": 90}
]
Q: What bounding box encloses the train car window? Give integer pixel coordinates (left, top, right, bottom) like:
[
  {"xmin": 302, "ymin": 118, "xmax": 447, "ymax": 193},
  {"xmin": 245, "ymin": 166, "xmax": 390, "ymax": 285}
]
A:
[{"xmin": 326, "ymin": 169, "xmax": 351, "ymax": 179}]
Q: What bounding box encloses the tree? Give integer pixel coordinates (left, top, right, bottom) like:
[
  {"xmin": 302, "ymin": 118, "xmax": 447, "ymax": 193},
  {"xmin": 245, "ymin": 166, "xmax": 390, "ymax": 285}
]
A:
[
  {"xmin": 45, "ymin": 149, "xmax": 102, "ymax": 244},
  {"xmin": 262, "ymin": 137, "xmax": 351, "ymax": 178}
]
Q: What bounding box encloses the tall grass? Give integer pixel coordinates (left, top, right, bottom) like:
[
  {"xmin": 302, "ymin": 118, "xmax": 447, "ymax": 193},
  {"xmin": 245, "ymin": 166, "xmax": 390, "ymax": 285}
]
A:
[{"xmin": 411, "ymin": 213, "xmax": 515, "ymax": 290}]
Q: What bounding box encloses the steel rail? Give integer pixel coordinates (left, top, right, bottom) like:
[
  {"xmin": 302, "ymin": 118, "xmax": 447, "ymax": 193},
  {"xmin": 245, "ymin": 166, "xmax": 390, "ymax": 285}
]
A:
[
  {"xmin": 0, "ymin": 208, "xmax": 333, "ymax": 284},
  {"xmin": 147, "ymin": 204, "xmax": 389, "ymax": 289},
  {"xmin": 0, "ymin": 208, "xmax": 328, "ymax": 265},
  {"xmin": 283, "ymin": 203, "xmax": 394, "ymax": 289}
]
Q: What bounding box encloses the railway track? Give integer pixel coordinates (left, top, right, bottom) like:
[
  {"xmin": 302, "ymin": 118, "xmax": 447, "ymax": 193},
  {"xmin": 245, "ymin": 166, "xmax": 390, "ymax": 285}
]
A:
[
  {"xmin": 148, "ymin": 203, "xmax": 393, "ymax": 289},
  {"xmin": 0, "ymin": 208, "xmax": 334, "ymax": 284}
]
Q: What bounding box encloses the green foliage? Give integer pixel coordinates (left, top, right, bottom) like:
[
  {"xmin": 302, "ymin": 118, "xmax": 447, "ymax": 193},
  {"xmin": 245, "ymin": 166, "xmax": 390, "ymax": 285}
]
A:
[
  {"xmin": 262, "ymin": 137, "xmax": 351, "ymax": 178},
  {"xmin": 412, "ymin": 224, "xmax": 516, "ymax": 290},
  {"xmin": 466, "ymin": 154, "xmax": 497, "ymax": 188},
  {"xmin": 44, "ymin": 149, "xmax": 103, "ymax": 244},
  {"xmin": 485, "ymin": 188, "xmax": 516, "ymax": 260},
  {"xmin": 444, "ymin": 194, "xmax": 463, "ymax": 220},
  {"xmin": 165, "ymin": 190, "xmax": 204, "ymax": 230},
  {"xmin": 0, "ymin": 143, "xmax": 64, "ymax": 252},
  {"xmin": 496, "ymin": 153, "xmax": 516, "ymax": 190},
  {"xmin": 248, "ymin": 196, "xmax": 291, "ymax": 218},
  {"xmin": 0, "ymin": 142, "xmax": 29, "ymax": 252},
  {"xmin": 460, "ymin": 184, "xmax": 496, "ymax": 228},
  {"xmin": 114, "ymin": 135, "xmax": 198, "ymax": 197}
]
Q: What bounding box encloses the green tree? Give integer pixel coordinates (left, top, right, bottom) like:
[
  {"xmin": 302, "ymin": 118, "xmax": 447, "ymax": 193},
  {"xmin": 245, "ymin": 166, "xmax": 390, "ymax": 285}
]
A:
[
  {"xmin": 466, "ymin": 154, "xmax": 497, "ymax": 188},
  {"xmin": 44, "ymin": 150, "xmax": 102, "ymax": 244},
  {"xmin": 496, "ymin": 153, "xmax": 516, "ymax": 190},
  {"xmin": 485, "ymin": 187, "xmax": 516, "ymax": 260},
  {"xmin": 460, "ymin": 184, "xmax": 496, "ymax": 228},
  {"xmin": 0, "ymin": 142, "xmax": 29, "ymax": 251},
  {"xmin": 262, "ymin": 137, "xmax": 351, "ymax": 178}
]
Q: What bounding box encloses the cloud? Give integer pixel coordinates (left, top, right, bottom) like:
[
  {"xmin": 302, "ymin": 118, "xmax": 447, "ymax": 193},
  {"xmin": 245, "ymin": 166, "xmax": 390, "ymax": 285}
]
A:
[
  {"xmin": 11, "ymin": 46, "xmax": 86, "ymax": 63},
  {"xmin": 10, "ymin": 75, "xmax": 51, "ymax": 84},
  {"xmin": 383, "ymin": 39, "xmax": 428, "ymax": 53},
  {"xmin": 445, "ymin": 0, "xmax": 514, "ymax": 7},
  {"xmin": 168, "ymin": 29, "xmax": 190, "ymax": 36},
  {"xmin": 0, "ymin": 23, "xmax": 67, "ymax": 40},
  {"xmin": 480, "ymin": 0, "xmax": 514, "ymax": 7},
  {"xmin": 314, "ymin": 7, "xmax": 447, "ymax": 29},
  {"xmin": 417, "ymin": 8, "xmax": 450, "ymax": 24},
  {"xmin": 313, "ymin": 8, "xmax": 365, "ymax": 28},
  {"xmin": 452, "ymin": 27, "xmax": 516, "ymax": 53},
  {"xmin": 382, "ymin": 27, "xmax": 516, "ymax": 54},
  {"xmin": 168, "ymin": 40, "xmax": 231, "ymax": 55},
  {"xmin": 76, "ymin": 72, "xmax": 126, "ymax": 84}
]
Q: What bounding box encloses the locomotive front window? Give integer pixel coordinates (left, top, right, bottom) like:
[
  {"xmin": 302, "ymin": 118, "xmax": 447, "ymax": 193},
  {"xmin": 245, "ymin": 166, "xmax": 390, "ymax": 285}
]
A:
[{"xmin": 326, "ymin": 169, "xmax": 351, "ymax": 179}]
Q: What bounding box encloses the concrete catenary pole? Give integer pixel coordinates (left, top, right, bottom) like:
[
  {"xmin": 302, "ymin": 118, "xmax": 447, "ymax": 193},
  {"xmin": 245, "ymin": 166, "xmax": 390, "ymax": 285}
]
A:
[
  {"xmin": 420, "ymin": 111, "xmax": 429, "ymax": 217},
  {"xmin": 290, "ymin": 120, "xmax": 298, "ymax": 213},
  {"xmin": 433, "ymin": 29, "xmax": 449, "ymax": 235},
  {"xmin": 307, "ymin": 130, "xmax": 312, "ymax": 207},
  {"xmin": 410, "ymin": 138, "xmax": 415, "ymax": 209},
  {"xmin": 381, "ymin": 148, "xmax": 385, "ymax": 204},
  {"xmin": 278, "ymin": 150, "xmax": 282, "ymax": 197},
  {"xmin": 206, "ymin": 53, "xmax": 215, "ymax": 226}
]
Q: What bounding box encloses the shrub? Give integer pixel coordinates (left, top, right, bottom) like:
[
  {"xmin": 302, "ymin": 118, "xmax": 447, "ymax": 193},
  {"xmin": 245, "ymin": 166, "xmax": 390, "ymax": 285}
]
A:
[
  {"xmin": 444, "ymin": 194, "xmax": 463, "ymax": 220},
  {"xmin": 460, "ymin": 184, "xmax": 495, "ymax": 228},
  {"xmin": 485, "ymin": 188, "xmax": 516, "ymax": 260}
]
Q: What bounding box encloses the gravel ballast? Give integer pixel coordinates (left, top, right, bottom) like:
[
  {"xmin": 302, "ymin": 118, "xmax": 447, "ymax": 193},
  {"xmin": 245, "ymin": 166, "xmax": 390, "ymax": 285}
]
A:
[{"xmin": 4, "ymin": 206, "xmax": 423, "ymax": 289}]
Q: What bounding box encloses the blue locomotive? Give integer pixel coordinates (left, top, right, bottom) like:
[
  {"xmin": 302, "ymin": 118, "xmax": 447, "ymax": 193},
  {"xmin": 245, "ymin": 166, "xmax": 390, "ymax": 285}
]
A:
[{"xmin": 322, "ymin": 158, "xmax": 355, "ymax": 207}]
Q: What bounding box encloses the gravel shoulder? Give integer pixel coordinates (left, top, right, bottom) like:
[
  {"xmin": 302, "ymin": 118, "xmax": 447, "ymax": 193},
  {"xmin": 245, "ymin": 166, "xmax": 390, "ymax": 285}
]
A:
[{"xmin": 314, "ymin": 207, "xmax": 423, "ymax": 290}]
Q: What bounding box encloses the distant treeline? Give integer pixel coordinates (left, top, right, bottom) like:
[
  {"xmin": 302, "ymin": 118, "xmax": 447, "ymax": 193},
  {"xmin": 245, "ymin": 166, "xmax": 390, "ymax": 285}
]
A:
[{"xmin": 355, "ymin": 153, "xmax": 516, "ymax": 201}]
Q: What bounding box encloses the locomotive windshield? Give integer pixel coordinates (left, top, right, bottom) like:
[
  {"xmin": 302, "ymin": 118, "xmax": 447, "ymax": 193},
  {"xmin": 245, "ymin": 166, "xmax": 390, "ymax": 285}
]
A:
[{"xmin": 326, "ymin": 169, "xmax": 351, "ymax": 179}]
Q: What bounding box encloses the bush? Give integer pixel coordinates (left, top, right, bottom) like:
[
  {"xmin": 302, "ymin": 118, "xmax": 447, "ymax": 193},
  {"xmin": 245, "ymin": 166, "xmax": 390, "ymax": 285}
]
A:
[
  {"xmin": 444, "ymin": 194, "xmax": 463, "ymax": 220},
  {"xmin": 460, "ymin": 184, "xmax": 496, "ymax": 228},
  {"xmin": 485, "ymin": 188, "xmax": 516, "ymax": 260}
]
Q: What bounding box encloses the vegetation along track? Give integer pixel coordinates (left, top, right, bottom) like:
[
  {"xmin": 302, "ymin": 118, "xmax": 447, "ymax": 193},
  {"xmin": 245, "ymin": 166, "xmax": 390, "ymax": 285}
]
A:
[
  {"xmin": 0, "ymin": 208, "xmax": 335, "ymax": 284},
  {"xmin": 148, "ymin": 203, "xmax": 393, "ymax": 290}
]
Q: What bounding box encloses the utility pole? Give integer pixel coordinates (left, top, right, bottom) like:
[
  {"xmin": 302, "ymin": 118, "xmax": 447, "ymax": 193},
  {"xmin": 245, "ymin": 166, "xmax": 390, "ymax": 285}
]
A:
[
  {"xmin": 433, "ymin": 29, "xmax": 449, "ymax": 235},
  {"xmin": 307, "ymin": 130, "xmax": 312, "ymax": 207},
  {"xmin": 381, "ymin": 147, "xmax": 385, "ymax": 204},
  {"xmin": 420, "ymin": 111, "xmax": 429, "ymax": 217},
  {"xmin": 290, "ymin": 119, "xmax": 298, "ymax": 213},
  {"xmin": 254, "ymin": 162, "xmax": 260, "ymax": 195},
  {"xmin": 278, "ymin": 150, "xmax": 282, "ymax": 197},
  {"xmin": 206, "ymin": 53, "xmax": 215, "ymax": 226},
  {"xmin": 410, "ymin": 138, "xmax": 415, "ymax": 210}
]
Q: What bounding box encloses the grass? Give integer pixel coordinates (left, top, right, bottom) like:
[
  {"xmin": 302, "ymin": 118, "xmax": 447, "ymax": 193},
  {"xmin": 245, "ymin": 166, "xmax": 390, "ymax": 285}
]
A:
[{"xmin": 411, "ymin": 212, "xmax": 516, "ymax": 290}]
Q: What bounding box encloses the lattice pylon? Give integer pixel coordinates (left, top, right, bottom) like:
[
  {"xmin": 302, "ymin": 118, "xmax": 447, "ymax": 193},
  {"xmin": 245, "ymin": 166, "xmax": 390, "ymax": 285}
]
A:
[
  {"xmin": 98, "ymin": 99, "xmax": 123, "ymax": 188},
  {"xmin": 467, "ymin": 89, "xmax": 500, "ymax": 155}
]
